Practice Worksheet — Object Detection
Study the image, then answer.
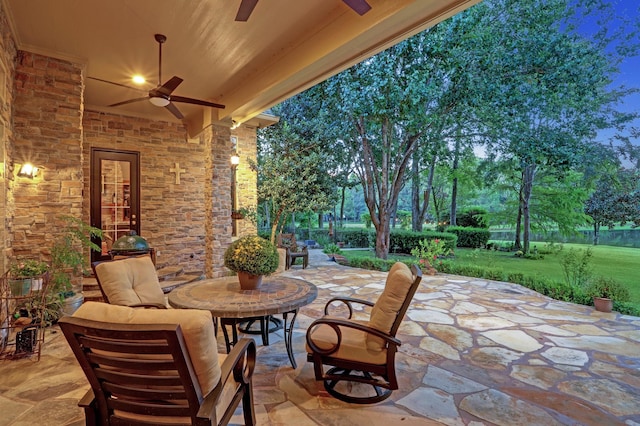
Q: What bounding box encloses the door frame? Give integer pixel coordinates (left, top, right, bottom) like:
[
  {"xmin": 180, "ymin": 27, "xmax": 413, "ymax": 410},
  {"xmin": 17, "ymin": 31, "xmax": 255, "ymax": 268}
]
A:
[{"xmin": 90, "ymin": 148, "xmax": 141, "ymax": 262}]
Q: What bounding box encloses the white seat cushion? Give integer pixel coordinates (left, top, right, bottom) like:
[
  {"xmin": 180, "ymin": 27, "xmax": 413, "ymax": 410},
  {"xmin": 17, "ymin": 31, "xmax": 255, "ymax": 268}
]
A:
[{"xmin": 94, "ymin": 256, "xmax": 166, "ymax": 307}]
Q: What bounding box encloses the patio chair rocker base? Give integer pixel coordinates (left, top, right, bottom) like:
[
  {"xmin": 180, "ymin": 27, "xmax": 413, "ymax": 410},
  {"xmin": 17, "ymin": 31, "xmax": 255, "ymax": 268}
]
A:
[{"xmin": 323, "ymin": 367, "xmax": 393, "ymax": 404}]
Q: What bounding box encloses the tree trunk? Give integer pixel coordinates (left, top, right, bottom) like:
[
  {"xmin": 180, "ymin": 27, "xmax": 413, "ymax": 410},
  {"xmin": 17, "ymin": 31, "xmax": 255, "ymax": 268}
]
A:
[
  {"xmin": 521, "ymin": 164, "xmax": 536, "ymax": 254},
  {"xmin": 411, "ymin": 152, "xmax": 421, "ymax": 231},
  {"xmin": 318, "ymin": 212, "xmax": 324, "ymax": 229},
  {"xmin": 593, "ymin": 222, "xmax": 600, "ymax": 245},
  {"xmin": 514, "ymin": 186, "xmax": 523, "ymax": 250},
  {"xmin": 339, "ymin": 186, "xmax": 346, "ymax": 228},
  {"xmin": 450, "ymin": 137, "xmax": 460, "ymax": 226}
]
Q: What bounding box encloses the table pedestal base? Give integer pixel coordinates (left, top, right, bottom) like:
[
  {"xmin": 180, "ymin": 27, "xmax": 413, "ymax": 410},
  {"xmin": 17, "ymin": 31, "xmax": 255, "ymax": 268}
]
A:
[{"xmin": 220, "ymin": 309, "xmax": 299, "ymax": 368}]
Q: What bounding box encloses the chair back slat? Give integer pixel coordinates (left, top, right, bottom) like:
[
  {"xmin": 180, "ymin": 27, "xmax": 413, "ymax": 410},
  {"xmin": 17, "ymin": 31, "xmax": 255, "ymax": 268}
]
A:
[
  {"xmin": 79, "ymin": 335, "xmax": 173, "ymax": 354},
  {"xmin": 59, "ymin": 317, "xmax": 203, "ymax": 424},
  {"xmin": 95, "ymin": 369, "xmax": 184, "ymax": 387},
  {"xmin": 104, "ymin": 382, "xmax": 188, "ymax": 401}
]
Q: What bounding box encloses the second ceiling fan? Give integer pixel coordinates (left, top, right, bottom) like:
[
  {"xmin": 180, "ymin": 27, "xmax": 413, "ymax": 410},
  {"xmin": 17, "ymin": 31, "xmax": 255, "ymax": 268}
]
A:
[
  {"xmin": 90, "ymin": 34, "xmax": 225, "ymax": 120},
  {"xmin": 235, "ymin": 0, "xmax": 372, "ymax": 21}
]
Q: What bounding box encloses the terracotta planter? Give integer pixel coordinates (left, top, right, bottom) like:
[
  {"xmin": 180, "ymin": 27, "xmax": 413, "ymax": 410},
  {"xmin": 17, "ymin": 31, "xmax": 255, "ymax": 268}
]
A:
[
  {"xmin": 237, "ymin": 271, "xmax": 263, "ymax": 290},
  {"xmin": 593, "ymin": 297, "xmax": 613, "ymax": 313}
]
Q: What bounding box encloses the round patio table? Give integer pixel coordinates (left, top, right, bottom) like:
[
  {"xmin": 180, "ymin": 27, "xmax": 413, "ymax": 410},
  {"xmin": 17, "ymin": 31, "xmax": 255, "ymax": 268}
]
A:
[{"xmin": 168, "ymin": 275, "xmax": 317, "ymax": 368}]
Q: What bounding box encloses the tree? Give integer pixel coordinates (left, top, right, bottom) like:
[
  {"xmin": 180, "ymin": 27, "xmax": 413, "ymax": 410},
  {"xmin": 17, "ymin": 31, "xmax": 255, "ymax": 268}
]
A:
[
  {"xmin": 585, "ymin": 168, "xmax": 640, "ymax": 244},
  {"xmin": 255, "ymin": 122, "xmax": 336, "ymax": 243},
  {"xmin": 469, "ymin": 0, "xmax": 639, "ymax": 253}
]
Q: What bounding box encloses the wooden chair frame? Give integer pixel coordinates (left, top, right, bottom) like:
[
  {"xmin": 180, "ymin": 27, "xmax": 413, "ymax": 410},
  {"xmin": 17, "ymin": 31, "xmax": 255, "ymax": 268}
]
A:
[
  {"xmin": 276, "ymin": 233, "xmax": 309, "ymax": 269},
  {"xmin": 59, "ymin": 316, "xmax": 256, "ymax": 426},
  {"xmin": 306, "ymin": 264, "xmax": 422, "ymax": 404}
]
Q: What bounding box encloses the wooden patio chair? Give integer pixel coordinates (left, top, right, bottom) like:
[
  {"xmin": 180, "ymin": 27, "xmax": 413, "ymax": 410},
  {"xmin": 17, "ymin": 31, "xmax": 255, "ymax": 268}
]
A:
[
  {"xmin": 276, "ymin": 233, "xmax": 308, "ymax": 269},
  {"xmin": 59, "ymin": 301, "xmax": 256, "ymax": 426},
  {"xmin": 306, "ymin": 262, "xmax": 422, "ymax": 403}
]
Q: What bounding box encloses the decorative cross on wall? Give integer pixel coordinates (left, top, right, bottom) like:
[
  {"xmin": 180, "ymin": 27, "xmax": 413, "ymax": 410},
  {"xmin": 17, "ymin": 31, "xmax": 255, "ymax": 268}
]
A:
[{"xmin": 170, "ymin": 162, "xmax": 186, "ymax": 184}]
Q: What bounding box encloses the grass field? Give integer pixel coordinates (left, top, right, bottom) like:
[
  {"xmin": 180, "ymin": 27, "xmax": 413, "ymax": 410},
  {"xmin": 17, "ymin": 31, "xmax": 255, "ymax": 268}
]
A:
[{"xmin": 346, "ymin": 242, "xmax": 640, "ymax": 303}]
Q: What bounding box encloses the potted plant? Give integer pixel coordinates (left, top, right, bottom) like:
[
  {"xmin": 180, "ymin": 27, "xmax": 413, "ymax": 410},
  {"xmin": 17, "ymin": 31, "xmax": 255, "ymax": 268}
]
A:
[
  {"xmin": 585, "ymin": 276, "xmax": 631, "ymax": 313},
  {"xmin": 8, "ymin": 259, "xmax": 49, "ymax": 295},
  {"xmin": 48, "ymin": 216, "xmax": 103, "ymax": 317},
  {"xmin": 223, "ymin": 235, "xmax": 279, "ymax": 290}
]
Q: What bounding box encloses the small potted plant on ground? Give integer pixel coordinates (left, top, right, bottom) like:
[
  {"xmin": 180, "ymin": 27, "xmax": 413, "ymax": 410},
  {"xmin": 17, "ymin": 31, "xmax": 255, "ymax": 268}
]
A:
[
  {"xmin": 224, "ymin": 235, "xmax": 279, "ymax": 290},
  {"xmin": 585, "ymin": 276, "xmax": 631, "ymax": 313}
]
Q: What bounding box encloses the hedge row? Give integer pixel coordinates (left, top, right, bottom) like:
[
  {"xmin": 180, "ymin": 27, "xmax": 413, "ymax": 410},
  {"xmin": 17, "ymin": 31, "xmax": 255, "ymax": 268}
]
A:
[
  {"xmin": 339, "ymin": 252, "xmax": 640, "ymax": 317},
  {"xmin": 445, "ymin": 226, "xmax": 491, "ymax": 248}
]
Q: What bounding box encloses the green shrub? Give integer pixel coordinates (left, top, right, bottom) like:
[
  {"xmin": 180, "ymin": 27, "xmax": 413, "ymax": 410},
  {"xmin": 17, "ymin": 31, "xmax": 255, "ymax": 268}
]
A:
[
  {"xmin": 347, "ymin": 256, "xmax": 396, "ymax": 271},
  {"xmin": 390, "ymin": 230, "xmax": 457, "ymax": 254},
  {"xmin": 456, "ymin": 207, "xmax": 489, "ymax": 228},
  {"xmin": 322, "ymin": 243, "xmax": 342, "ymax": 255},
  {"xmin": 585, "ymin": 276, "xmax": 631, "ymax": 302},
  {"xmin": 613, "ymin": 301, "xmax": 640, "ymax": 316},
  {"xmin": 446, "ymin": 226, "xmax": 490, "ymax": 248},
  {"xmin": 560, "ymin": 248, "xmax": 593, "ymax": 288}
]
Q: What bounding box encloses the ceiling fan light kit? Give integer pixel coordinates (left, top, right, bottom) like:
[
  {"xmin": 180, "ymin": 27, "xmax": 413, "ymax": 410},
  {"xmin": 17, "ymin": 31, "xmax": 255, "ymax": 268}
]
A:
[{"xmin": 90, "ymin": 33, "xmax": 225, "ymax": 119}]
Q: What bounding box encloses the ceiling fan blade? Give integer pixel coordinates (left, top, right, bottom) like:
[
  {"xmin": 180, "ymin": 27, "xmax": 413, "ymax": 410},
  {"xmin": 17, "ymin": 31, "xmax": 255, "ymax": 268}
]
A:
[
  {"xmin": 109, "ymin": 97, "xmax": 149, "ymax": 107},
  {"xmin": 235, "ymin": 0, "xmax": 258, "ymax": 21},
  {"xmin": 88, "ymin": 76, "xmax": 148, "ymax": 92},
  {"xmin": 165, "ymin": 102, "xmax": 184, "ymax": 119},
  {"xmin": 343, "ymin": 0, "xmax": 371, "ymax": 15},
  {"xmin": 170, "ymin": 95, "xmax": 225, "ymax": 109},
  {"xmin": 156, "ymin": 76, "xmax": 183, "ymax": 96}
]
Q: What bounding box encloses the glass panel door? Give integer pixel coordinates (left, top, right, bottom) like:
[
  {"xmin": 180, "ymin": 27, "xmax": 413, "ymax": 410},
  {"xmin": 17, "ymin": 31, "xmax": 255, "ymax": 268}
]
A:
[{"xmin": 91, "ymin": 149, "xmax": 140, "ymax": 262}]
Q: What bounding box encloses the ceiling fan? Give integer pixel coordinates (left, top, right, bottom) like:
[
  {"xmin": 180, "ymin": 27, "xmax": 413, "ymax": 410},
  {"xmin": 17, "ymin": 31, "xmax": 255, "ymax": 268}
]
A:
[
  {"xmin": 235, "ymin": 0, "xmax": 372, "ymax": 21},
  {"xmin": 88, "ymin": 34, "xmax": 225, "ymax": 120}
]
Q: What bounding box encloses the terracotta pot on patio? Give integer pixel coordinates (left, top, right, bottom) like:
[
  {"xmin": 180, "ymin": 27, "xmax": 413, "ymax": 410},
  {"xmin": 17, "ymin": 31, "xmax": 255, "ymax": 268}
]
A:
[
  {"xmin": 237, "ymin": 271, "xmax": 263, "ymax": 290},
  {"xmin": 593, "ymin": 297, "xmax": 613, "ymax": 313}
]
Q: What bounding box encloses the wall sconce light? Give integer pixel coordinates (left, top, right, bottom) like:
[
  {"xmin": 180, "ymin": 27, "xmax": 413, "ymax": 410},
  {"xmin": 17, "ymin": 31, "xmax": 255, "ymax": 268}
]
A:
[
  {"xmin": 18, "ymin": 163, "xmax": 40, "ymax": 179},
  {"xmin": 231, "ymin": 153, "xmax": 240, "ymax": 166}
]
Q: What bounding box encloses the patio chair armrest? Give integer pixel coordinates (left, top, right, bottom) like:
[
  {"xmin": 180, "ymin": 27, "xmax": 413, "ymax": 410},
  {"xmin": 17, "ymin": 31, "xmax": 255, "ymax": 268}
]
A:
[
  {"xmin": 198, "ymin": 338, "xmax": 256, "ymax": 421},
  {"xmin": 323, "ymin": 296, "xmax": 375, "ymax": 318},
  {"xmin": 78, "ymin": 388, "xmax": 98, "ymax": 425},
  {"xmin": 306, "ymin": 317, "xmax": 401, "ymax": 356}
]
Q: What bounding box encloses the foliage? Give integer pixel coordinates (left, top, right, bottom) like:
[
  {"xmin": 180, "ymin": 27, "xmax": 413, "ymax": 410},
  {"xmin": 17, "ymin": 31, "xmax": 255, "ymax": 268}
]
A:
[
  {"xmin": 411, "ymin": 238, "xmax": 451, "ymax": 266},
  {"xmin": 361, "ymin": 212, "xmax": 372, "ymax": 228},
  {"xmin": 456, "ymin": 207, "xmax": 489, "ymax": 228},
  {"xmin": 469, "ymin": 0, "xmax": 638, "ymax": 253},
  {"xmin": 560, "ymin": 248, "xmax": 593, "ymax": 288},
  {"xmin": 223, "ymin": 235, "xmax": 279, "ymax": 276},
  {"xmin": 585, "ymin": 276, "xmax": 631, "ymax": 301},
  {"xmin": 390, "ymin": 230, "xmax": 457, "ymax": 255},
  {"xmin": 50, "ymin": 216, "xmax": 103, "ymax": 296},
  {"xmin": 322, "ymin": 243, "xmax": 343, "ymax": 255},
  {"xmin": 255, "ymin": 121, "xmax": 337, "ymax": 243},
  {"xmin": 612, "ymin": 301, "xmax": 640, "ymax": 317},
  {"xmin": 445, "ymin": 226, "xmax": 490, "ymax": 248},
  {"xmin": 236, "ymin": 207, "xmax": 259, "ymax": 225},
  {"xmin": 346, "ymin": 256, "xmax": 398, "ymax": 272},
  {"xmin": 9, "ymin": 259, "xmax": 48, "ymax": 278},
  {"xmin": 585, "ymin": 168, "xmax": 640, "ymax": 244}
]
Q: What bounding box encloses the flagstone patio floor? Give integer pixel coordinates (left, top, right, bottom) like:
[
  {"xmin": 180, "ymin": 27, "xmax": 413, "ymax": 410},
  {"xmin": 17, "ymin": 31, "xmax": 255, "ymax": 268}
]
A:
[{"xmin": 1, "ymin": 248, "xmax": 639, "ymax": 425}]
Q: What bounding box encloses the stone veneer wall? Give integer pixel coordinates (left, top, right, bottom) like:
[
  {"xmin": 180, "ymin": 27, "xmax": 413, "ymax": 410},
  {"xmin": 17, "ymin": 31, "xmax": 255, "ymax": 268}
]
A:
[
  {"xmin": 83, "ymin": 111, "xmax": 241, "ymax": 275},
  {"xmin": 11, "ymin": 51, "xmax": 84, "ymax": 259},
  {"xmin": 0, "ymin": 1, "xmax": 17, "ymax": 274},
  {"xmin": 233, "ymin": 124, "xmax": 258, "ymax": 239}
]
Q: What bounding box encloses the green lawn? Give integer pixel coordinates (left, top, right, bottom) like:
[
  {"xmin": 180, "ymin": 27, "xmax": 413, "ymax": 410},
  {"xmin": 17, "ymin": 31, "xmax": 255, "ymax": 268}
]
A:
[{"xmin": 345, "ymin": 243, "xmax": 640, "ymax": 303}]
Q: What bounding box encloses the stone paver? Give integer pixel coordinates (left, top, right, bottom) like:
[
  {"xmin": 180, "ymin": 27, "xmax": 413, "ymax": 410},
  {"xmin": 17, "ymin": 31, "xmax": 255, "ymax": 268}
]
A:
[{"xmin": 1, "ymin": 248, "xmax": 639, "ymax": 425}]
